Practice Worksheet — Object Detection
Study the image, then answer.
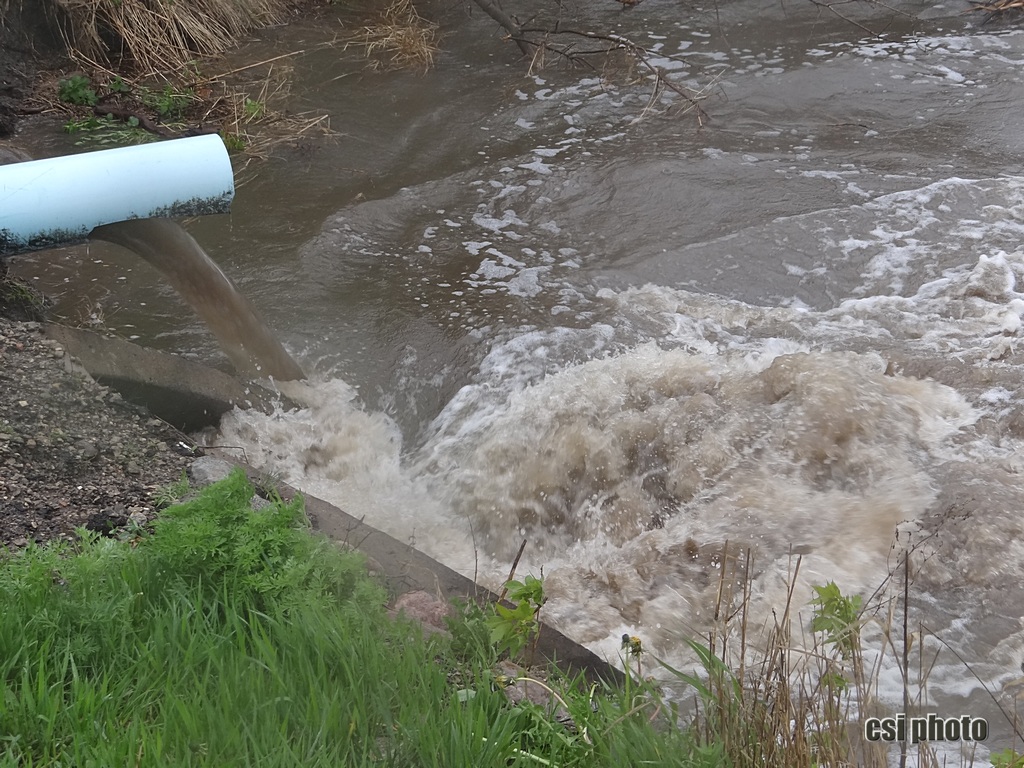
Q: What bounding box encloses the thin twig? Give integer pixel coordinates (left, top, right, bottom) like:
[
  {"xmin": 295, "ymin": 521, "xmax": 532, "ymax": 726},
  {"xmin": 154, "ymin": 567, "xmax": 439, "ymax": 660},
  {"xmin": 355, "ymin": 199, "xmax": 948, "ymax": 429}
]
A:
[
  {"xmin": 804, "ymin": 0, "xmax": 892, "ymax": 37},
  {"xmin": 899, "ymin": 545, "xmax": 910, "ymax": 768},
  {"xmin": 513, "ymin": 26, "xmax": 710, "ymax": 124},
  {"xmin": 498, "ymin": 538, "xmax": 527, "ymax": 602},
  {"xmin": 197, "ymin": 49, "xmax": 309, "ymax": 85}
]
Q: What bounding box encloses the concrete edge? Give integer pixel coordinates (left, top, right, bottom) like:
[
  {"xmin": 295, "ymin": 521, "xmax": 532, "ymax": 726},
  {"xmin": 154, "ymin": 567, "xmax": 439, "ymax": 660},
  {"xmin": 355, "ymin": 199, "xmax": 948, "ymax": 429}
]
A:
[
  {"xmin": 209, "ymin": 455, "xmax": 625, "ymax": 686},
  {"xmin": 33, "ymin": 323, "xmax": 626, "ymax": 684},
  {"xmin": 43, "ymin": 322, "xmax": 288, "ymax": 432}
]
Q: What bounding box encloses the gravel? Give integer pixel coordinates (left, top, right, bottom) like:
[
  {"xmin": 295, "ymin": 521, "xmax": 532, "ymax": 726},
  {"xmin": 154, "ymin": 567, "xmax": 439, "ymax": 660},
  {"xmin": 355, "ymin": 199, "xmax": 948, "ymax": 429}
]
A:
[{"xmin": 0, "ymin": 317, "xmax": 199, "ymax": 548}]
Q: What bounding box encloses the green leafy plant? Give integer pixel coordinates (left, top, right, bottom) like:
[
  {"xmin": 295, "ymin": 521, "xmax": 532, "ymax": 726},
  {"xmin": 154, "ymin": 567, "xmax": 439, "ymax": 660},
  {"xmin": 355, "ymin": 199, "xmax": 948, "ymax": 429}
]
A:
[
  {"xmin": 818, "ymin": 670, "xmax": 850, "ymax": 694},
  {"xmin": 243, "ymin": 97, "xmax": 265, "ymax": 121},
  {"xmin": 992, "ymin": 750, "xmax": 1024, "ymax": 768},
  {"xmin": 656, "ymin": 640, "xmax": 741, "ymax": 705},
  {"xmin": 486, "ymin": 574, "xmax": 545, "ymax": 660},
  {"xmin": 446, "ymin": 598, "xmax": 497, "ymax": 665},
  {"xmin": 3, "ymin": 473, "xmax": 918, "ymax": 766},
  {"xmin": 253, "ymin": 469, "xmax": 285, "ymax": 502},
  {"xmin": 810, "ymin": 581, "xmax": 862, "ymax": 659},
  {"xmin": 144, "ymin": 469, "xmax": 354, "ymax": 604},
  {"xmin": 58, "ymin": 75, "xmax": 97, "ymax": 106},
  {"xmin": 107, "ymin": 75, "xmax": 131, "ymax": 94},
  {"xmin": 220, "ymin": 131, "xmax": 247, "ymax": 151},
  {"xmin": 139, "ymin": 82, "xmax": 195, "ymax": 120}
]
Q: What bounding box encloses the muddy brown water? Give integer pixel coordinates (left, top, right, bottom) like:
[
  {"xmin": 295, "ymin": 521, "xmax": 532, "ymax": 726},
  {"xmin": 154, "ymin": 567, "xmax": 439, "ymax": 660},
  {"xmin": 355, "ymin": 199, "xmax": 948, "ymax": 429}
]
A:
[{"xmin": 10, "ymin": 0, "xmax": 1024, "ymax": 757}]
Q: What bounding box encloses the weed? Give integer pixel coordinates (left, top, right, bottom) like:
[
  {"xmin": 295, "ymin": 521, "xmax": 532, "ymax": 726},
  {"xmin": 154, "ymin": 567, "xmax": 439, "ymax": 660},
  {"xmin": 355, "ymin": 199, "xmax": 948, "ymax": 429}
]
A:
[
  {"xmin": 487, "ymin": 574, "xmax": 545, "ymax": 661},
  {"xmin": 359, "ymin": 0, "xmax": 440, "ymax": 72},
  {"xmin": 57, "ymin": 74, "xmax": 97, "ymax": 106},
  {"xmin": 621, "ymin": 633, "xmax": 644, "ymax": 678},
  {"xmin": 220, "ymin": 131, "xmax": 248, "ymax": 151},
  {"xmin": 0, "ymin": 276, "xmax": 51, "ymax": 321},
  {"xmin": 0, "ymin": 470, "xmax": 708, "ymax": 766},
  {"xmin": 139, "ymin": 83, "xmax": 196, "ymax": 120},
  {"xmin": 144, "ymin": 470, "xmax": 336, "ymax": 604},
  {"xmin": 810, "ymin": 580, "xmax": 862, "ymax": 659},
  {"xmin": 107, "ymin": 75, "xmax": 130, "ymax": 94},
  {"xmin": 447, "ymin": 598, "xmax": 498, "ymax": 665},
  {"xmin": 252, "ymin": 468, "xmax": 285, "ymax": 501},
  {"xmin": 243, "ymin": 97, "xmax": 265, "ymax": 120},
  {"xmin": 63, "ymin": 114, "xmax": 155, "ymax": 146},
  {"xmin": 48, "ymin": 0, "xmax": 292, "ymax": 73},
  {"xmin": 63, "ymin": 115, "xmax": 102, "ymax": 133},
  {"xmin": 993, "ymin": 750, "xmax": 1024, "ymax": 768}
]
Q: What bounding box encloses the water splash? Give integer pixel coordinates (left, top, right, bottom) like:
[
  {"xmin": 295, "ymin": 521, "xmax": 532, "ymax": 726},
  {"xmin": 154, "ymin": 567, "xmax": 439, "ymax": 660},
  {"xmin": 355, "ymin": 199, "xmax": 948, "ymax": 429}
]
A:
[{"xmin": 90, "ymin": 218, "xmax": 304, "ymax": 381}]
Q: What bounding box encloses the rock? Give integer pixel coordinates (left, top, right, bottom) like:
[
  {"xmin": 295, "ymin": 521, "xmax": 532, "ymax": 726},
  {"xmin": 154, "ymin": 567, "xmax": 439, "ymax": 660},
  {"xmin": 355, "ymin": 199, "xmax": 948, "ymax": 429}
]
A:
[
  {"xmin": 74, "ymin": 439, "xmax": 99, "ymax": 459},
  {"xmin": 188, "ymin": 456, "xmax": 235, "ymax": 487},
  {"xmin": 85, "ymin": 506, "xmax": 128, "ymax": 535},
  {"xmin": 250, "ymin": 495, "xmax": 272, "ymax": 511},
  {"xmin": 390, "ymin": 590, "xmax": 455, "ymax": 633},
  {"xmin": 497, "ymin": 660, "xmax": 573, "ymax": 724}
]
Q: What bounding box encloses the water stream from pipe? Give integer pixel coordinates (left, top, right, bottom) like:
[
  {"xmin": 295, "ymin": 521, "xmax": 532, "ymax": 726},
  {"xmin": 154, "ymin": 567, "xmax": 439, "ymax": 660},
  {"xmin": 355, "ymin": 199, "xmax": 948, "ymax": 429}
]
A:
[{"xmin": 89, "ymin": 219, "xmax": 304, "ymax": 381}]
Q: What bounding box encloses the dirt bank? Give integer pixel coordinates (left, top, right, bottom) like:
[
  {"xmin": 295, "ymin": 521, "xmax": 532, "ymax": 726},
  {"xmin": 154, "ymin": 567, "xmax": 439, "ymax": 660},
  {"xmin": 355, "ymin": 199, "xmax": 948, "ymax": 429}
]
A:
[{"xmin": 0, "ymin": 317, "xmax": 197, "ymax": 548}]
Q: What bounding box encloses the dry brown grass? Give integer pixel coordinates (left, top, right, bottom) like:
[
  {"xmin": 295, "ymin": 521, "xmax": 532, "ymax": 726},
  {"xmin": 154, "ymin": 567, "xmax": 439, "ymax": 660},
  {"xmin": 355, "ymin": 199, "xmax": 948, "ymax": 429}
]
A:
[
  {"xmin": 663, "ymin": 543, "xmax": 1024, "ymax": 768},
  {"xmin": 203, "ymin": 59, "xmax": 333, "ymax": 161},
  {"xmin": 359, "ymin": 0, "xmax": 439, "ymax": 72},
  {"xmin": 688, "ymin": 549, "xmax": 878, "ymax": 767},
  {"xmin": 46, "ymin": 0, "xmax": 290, "ymax": 74}
]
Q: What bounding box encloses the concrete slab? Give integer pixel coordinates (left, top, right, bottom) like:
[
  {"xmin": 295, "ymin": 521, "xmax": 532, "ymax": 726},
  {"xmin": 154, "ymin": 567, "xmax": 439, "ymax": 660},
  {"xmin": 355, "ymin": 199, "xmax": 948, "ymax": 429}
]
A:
[
  {"xmin": 44, "ymin": 323, "xmax": 285, "ymax": 432},
  {"xmin": 218, "ymin": 456, "xmax": 625, "ymax": 686}
]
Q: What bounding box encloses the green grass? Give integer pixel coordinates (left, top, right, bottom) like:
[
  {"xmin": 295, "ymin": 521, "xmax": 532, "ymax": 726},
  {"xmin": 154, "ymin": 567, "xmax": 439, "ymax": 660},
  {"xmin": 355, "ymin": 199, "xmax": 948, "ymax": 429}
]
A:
[{"xmin": 0, "ymin": 470, "xmax": 706, "ymax": 767}]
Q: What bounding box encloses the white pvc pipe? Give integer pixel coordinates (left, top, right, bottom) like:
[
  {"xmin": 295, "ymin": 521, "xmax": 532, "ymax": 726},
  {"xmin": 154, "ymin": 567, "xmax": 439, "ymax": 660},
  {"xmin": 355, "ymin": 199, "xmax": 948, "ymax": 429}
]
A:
[{"xmin": 0, "ymin": 134, "xmax": 234, "ymax": 256}]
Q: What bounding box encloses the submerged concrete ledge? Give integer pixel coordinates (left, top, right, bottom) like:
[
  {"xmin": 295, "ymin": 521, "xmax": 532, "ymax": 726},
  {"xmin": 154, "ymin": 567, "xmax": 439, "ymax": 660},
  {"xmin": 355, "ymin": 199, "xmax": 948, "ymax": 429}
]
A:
[{"xmin": 44, "ymin": 323, "xmax": 284, "ymax": 432}]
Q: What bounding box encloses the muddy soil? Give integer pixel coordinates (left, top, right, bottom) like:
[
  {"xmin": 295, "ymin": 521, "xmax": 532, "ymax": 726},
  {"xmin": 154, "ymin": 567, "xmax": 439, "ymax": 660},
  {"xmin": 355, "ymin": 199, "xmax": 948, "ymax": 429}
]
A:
[{"xmin": 0, "ymin": 3, "xmax": 67, "ymax": 137}]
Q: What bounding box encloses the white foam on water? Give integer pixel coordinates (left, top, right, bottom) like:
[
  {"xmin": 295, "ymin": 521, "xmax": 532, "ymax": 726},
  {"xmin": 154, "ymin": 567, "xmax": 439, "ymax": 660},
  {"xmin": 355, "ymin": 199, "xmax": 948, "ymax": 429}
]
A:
[
  {"xmin": 214, "ymin": 378, "xmax": 483, "ymax": 579},
  {"xmin": 577, "ymin": 252, "xmax": 1024, "ymax": 733},
  {"xmin": 216, "ymin": 172, "xmax": 1024, "ymax": 753},
  {"xmin": 843, "ymin": 177, "xmax": 1024, "ymax": 298},
  {"xmin": 423, "ymin": 338, "xmax": 972, "ymax": 620},
  {"xmin": 215, "ymin": 253, "xmax": 1024, "ymax": 734}
]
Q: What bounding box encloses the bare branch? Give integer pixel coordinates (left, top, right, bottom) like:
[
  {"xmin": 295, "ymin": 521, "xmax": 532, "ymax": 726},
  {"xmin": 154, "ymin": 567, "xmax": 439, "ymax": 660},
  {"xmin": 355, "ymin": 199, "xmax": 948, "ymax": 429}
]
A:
[
  {"xmin": 471, "ymin": 0, "xmax": 535, "ymax": 55},
  {"xmin": 804, "ymin": 0, "xmax": 896, "ymax": 37},
  {"xmin": 513, "ymin": 26, "xmax": 710, "ymax": 124}
]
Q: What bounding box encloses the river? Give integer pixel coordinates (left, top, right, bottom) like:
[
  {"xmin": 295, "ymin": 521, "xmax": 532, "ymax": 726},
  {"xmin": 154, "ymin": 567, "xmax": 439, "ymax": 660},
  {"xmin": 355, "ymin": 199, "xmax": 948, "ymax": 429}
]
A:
[{"xmin": 10, "ymin": 0, "xmax": 1024, "ymax": 759}]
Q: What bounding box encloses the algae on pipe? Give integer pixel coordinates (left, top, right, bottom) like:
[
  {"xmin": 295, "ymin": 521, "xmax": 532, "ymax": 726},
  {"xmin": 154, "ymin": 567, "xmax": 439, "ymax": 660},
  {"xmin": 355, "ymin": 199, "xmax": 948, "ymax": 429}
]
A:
[{"xmin": 0, "ymin": 134, "xmax": 234, "ymax": 256}]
